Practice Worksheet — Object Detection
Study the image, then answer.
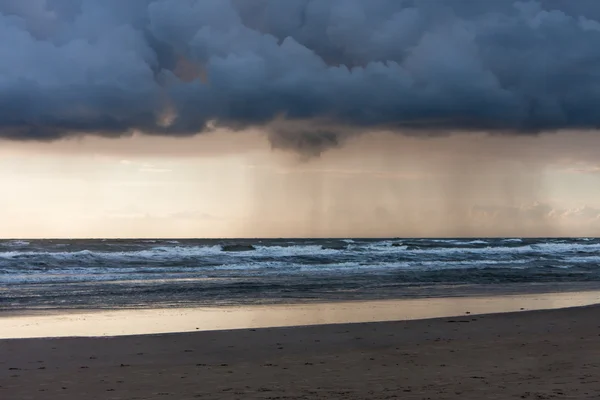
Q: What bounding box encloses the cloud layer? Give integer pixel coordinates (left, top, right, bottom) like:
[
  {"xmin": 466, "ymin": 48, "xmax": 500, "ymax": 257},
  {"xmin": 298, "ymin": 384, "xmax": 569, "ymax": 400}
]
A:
[{"xmin": 2, "ymin": 0, "xmax": 600, "ymax": 153}]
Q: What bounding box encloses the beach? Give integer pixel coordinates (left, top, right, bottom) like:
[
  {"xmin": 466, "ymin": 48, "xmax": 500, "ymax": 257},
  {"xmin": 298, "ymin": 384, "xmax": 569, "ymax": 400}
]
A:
[{"xmin": 2, "ymin": 302, "xmax": 600, "ymax": 399}]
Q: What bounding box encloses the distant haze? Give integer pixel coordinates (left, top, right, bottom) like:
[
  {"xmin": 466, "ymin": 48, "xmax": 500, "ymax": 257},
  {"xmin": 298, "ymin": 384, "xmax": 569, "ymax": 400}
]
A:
[{"xmin": 2, "ymin": 131, "xmax": 600, "ymax": 238}]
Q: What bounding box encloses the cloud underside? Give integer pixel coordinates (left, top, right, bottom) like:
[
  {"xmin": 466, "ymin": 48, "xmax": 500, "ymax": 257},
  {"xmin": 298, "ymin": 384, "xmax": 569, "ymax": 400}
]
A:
[{"xmin": 2, "ymin": 0, "xmax": 600, "ymax": 154}]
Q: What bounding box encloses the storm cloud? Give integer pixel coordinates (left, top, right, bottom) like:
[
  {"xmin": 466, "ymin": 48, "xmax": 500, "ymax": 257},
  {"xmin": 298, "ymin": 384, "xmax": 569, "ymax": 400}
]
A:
[{"xmin": 2, "ymin": 0, "xmax": 600, "ymax": 153}]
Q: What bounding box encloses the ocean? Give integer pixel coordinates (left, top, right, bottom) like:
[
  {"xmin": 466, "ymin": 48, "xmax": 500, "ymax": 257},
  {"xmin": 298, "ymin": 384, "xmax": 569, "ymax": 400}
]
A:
[{"xmin": 2, "ymin": 238, "xmax": 600, "ymax": 311}]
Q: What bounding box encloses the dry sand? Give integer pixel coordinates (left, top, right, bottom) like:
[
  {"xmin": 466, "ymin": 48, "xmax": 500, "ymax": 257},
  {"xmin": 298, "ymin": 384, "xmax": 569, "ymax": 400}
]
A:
[{"xmin": 2, "ymin": 305, "xmax": 600, "ymax": 399}]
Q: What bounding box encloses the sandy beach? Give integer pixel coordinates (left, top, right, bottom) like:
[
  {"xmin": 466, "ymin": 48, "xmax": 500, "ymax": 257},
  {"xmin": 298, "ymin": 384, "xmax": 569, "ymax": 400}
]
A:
[{"xmin": 2, "ymin": 302, "xmax": 600, "ymax": 399}]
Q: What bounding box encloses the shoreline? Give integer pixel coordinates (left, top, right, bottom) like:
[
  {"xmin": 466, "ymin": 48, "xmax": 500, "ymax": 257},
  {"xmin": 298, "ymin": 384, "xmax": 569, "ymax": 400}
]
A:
[{"xmin": 2, "ymin": 290, "xmax": 599, "ymax": 339}]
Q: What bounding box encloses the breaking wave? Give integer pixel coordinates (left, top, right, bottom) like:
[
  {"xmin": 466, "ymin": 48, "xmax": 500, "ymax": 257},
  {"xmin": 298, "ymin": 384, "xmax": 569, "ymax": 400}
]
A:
[{"xmin": 2, "ymin": 238, "xmax": 600, "ymax": 309}]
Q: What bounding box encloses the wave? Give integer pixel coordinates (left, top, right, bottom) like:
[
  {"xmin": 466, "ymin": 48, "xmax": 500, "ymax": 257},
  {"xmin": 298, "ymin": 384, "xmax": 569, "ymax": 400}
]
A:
[
  {"xmin": 3, "ymin": 262, "xmax": 597, "ymax": 287},
  {"xmin": 1, "ymin": 240, "xmax": 31, "ymax": 247},
  {"xmin": 3, "ymin": 238, "xmax": 600, "ymax": 287},
  {"xmin": 0, "ymin": 246, "xmax": 222, "ymax": 261},
  {"xmin": 2, "ymin": 255, "xmax": 597, "ymax": 285},
  {"xmin": 2, "ymin": 239, "xmax": 600, "ymax": 264},
  {"xmin": 4, "ymin": 238, "xmax": 600, "ymax": 311}
]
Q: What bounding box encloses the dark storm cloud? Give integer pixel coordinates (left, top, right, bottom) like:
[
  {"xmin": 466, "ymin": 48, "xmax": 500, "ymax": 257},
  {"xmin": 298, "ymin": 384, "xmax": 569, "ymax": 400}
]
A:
[{"xmin": 2, "ymin": 0, "xmax": 600, "ymax": 153}]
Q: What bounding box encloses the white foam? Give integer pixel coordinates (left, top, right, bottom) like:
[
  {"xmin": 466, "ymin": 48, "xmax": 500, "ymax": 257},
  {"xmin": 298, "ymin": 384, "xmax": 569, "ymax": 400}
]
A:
[
  {"xmin": 0, "ymin": 245, "xmax": 224, "ymax": 261},
  {"xmin": 2, "ymin": 240, "xmax": 30, "ymax": 247}
]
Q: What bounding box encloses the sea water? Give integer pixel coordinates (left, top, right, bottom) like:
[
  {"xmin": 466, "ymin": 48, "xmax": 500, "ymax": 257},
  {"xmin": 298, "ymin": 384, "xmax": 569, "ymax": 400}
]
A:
[{"xmin": 2, "ymin": 238, "xmax": 600, "ymax": 310}]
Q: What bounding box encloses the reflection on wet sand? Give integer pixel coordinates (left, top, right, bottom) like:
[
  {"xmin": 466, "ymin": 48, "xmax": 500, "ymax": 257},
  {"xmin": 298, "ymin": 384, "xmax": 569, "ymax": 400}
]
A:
[{"xmin": 1, "ymin": 291, "xmax": 599, "ymax": 339}]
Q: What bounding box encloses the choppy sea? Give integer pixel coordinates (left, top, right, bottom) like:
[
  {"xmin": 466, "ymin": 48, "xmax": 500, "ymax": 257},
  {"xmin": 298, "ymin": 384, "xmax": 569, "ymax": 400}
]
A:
[{"xmin": 2, "ymin": 238, "xmax": 600, "ymax": 310}]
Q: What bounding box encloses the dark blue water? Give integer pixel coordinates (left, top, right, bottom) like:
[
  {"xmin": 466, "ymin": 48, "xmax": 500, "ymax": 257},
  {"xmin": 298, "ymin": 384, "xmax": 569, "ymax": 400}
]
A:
[{"xmin": 2, "ymin": 238, "xmax": 600, "ymax": 310}]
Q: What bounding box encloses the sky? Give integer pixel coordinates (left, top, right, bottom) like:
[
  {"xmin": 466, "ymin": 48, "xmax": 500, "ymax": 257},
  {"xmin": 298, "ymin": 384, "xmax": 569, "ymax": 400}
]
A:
[
  {"xmin": 4, "ymin": 131, "xmax": 600, "ymax": 238},
  {"xmin": 2, "ymin": 0, "xmax": 600, "ymax": 238}
]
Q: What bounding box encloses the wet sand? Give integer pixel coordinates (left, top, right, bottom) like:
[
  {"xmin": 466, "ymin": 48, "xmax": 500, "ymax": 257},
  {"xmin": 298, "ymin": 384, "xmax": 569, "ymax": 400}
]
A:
[
  {"xmin": 2, "ymin": 304, "xmax": 600, "ymax": 399},
  {"xmin": 2, "ymin": 290, "xmax": 600, "ymax": 339}
]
